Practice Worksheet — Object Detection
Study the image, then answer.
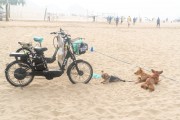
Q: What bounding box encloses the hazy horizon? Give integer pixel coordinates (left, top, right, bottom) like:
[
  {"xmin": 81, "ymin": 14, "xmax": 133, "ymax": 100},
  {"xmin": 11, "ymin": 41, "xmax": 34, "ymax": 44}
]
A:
[{"xmin": 23, "ymin": 0, "xmax": 180, "ymax": 20}]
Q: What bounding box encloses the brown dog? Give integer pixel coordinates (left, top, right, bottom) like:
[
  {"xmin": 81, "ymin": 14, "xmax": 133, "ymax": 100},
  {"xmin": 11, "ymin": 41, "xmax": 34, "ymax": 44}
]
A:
[
  {"xmin": 141, "ymin": 69, "xmax": 163, "ymax": 92},
  {"xmin": 101, "ymin": 71, "xmax": 125, "ymax": 84},
  {"xmin": 134, "ymin": 68, "xmax": 151, "ymax": 84}
]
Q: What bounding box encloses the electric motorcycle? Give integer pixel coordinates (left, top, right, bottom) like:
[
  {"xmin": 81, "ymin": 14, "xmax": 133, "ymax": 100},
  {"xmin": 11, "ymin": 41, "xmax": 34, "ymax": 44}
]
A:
[{"xmin": 5, "ymin": 29, "xmax": 93, "ymax": 87}]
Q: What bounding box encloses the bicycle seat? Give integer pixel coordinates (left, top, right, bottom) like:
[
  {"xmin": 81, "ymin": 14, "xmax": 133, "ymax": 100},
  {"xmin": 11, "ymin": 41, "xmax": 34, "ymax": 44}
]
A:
[
  {"xmin": 34, "ymin": 47, "xmax": 48, "ymax": 53},
  {"xmin": 33, "ymin": 36, "xmax": 43, "ymax": 43}
]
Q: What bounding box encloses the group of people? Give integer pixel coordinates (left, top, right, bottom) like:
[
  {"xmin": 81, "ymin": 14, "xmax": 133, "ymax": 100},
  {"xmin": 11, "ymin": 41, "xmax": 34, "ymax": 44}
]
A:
[
  {"xmin": 106, "ymin": 16, "xmax": 138, "ymax": 27},
  {"xmin": 106, "ymin": 16, "xmax": 161, "ymax": 28}
]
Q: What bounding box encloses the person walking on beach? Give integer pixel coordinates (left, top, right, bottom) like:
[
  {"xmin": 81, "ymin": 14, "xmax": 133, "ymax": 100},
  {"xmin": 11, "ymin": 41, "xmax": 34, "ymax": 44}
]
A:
[
  {"xmin": 127, "ymin": 16, "xmax": 131, "ymax": 27},
  {"xmin": 121, "ymin": 16, "xmax": 123, "ymax": 24},
  {"xmin": 115, "ymin": 16, "xmax": 119, "ymax": 26},
  {"xmin": 47, "ymin": 13, "xmax": 51, "ymax": 22},
  {"xmin": 133, "ymin": 17, "xmax": 136, "ymax": 25},
  {"xmin": 92, "ymin": 16, "xmax": 96, "ymax": 22},
  {"xmin": 108, "ymin": 16, "xmax": 112, "ymax": 24},
  {"xmin": 157, "ymin": 17, "xmax": 160, "ymax": 28}
]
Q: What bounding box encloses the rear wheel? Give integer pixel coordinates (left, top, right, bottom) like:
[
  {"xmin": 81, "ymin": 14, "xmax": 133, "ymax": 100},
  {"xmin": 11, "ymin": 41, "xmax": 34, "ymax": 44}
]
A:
[
  {"xmin": 67, "ymin": 60, "xmax": 93, "ymax": 84},
  {"xmin": 5, "ymin": 61, "xmax": 34, "ymax": 87}
]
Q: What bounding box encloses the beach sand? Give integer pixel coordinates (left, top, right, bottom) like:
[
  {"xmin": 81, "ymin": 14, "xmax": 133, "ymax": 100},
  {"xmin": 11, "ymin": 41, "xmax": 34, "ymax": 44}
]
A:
[{"xmin": 0, "ymin": 21, "xmax": 180, "ymax": 120}]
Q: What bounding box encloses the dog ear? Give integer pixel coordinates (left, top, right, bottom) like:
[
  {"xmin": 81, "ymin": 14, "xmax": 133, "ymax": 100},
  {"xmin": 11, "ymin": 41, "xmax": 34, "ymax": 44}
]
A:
[
  {"xmin": 159, "ymin": 71, "xmax": 163, "ymax": 74},
  {"xmin": 151, "ymin": 69, "xmax": 155, "ymax": 73}
]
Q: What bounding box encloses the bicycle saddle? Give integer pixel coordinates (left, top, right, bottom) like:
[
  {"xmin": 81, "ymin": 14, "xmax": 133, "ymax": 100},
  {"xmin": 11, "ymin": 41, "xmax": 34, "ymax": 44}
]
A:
[
  {"xmin": 34, "ymin": 47, "xmax": 48, "ymax": 53},
  {"xmin": 33, "ymin": 36, "xmax": 43, "ymax": 43}
]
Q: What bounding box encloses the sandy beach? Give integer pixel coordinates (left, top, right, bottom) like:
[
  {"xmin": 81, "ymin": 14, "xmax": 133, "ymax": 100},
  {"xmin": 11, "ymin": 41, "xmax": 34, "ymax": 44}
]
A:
[{"xmin": 0, "ymin": 21, "xmax": 180, "ymax": 120}]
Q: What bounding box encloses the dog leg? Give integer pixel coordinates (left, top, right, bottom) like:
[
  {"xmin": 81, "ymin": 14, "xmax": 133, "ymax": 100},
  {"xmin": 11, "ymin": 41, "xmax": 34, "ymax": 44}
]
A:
[
  {"xmin": 101, "ymin": 79, "xmax": 106, "ymax": 84},
  {"xmin": 101, "ymin": 79, "xmax": 108, "ymax": 84},
  {"xmin": 154, "ymin": 79, "xmax": 160, "ymax": 85},
  {"xmin": 141, "ymin": 83, "xmax": 148, "ymax": 90},
  {"xmin": 148, "ymin": 84, "xmax": 155, "ymax": 92},
  {"xmin": 135, "ymin": 77, "xmax": 142, "ymax": 84}
]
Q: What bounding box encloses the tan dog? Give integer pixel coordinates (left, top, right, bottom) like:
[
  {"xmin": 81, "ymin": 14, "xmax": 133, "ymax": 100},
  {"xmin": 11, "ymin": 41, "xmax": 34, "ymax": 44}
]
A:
[
  {"xmin": 141, "ymin": 69, "xmax": 163, "ymax": 92},
  {"xmin": 134, "ymin": 68, "xmax": 151, "ymax": 84},
  {"xmin": 101, "ymin": 71, "xmax": 125, "ymax": 84}
]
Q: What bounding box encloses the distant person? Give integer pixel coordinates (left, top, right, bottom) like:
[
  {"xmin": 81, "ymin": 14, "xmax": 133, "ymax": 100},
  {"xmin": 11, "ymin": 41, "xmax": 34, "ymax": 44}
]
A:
[
  {"xmin": 47, "ymin": 13, "xmax": 51, "ymax": 22},
  {"xmin": 139, "ymin": 17, "xmax": 142, "ymax": 23},
  {"xmin": 93, "ymin": 16, "xmax": 96, "ymax": 22},
  {"xmin": 157, "ymin": 17, "xmax": 160, "ymax": 28},
  {"xmin": 133, "ymin": 17, "xmax": 136, "ymax": 25},
  {"xmin": 121, "ymin": 16, "xmax": 123, "ymax": 24},
  {"xmin": 115, "ymin": 16, "xmax": 119, "ymax": 26},
  {"xmin": 109, "ymin": 16, "xmax": 112, "ymax": 24},
  {"xmin": 48, "ymin": 15, "xmax": 50, "ymax": 22},
  {"xmin": 127, "ymin": 16, "xmax": 131, "ymax": 27},
  {"xmin": 166, "ymin": 18, "xmax": 168, "ymax": 22}
]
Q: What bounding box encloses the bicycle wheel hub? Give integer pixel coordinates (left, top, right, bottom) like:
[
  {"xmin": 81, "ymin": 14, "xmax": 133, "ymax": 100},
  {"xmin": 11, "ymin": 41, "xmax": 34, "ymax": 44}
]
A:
[
  {"xmin": 14, "ymin": 68, "xmax": 27, "ymax": 80},
  {"xmin": 79, "ymin": 70, "xmax": 84, "ymax": 76}
]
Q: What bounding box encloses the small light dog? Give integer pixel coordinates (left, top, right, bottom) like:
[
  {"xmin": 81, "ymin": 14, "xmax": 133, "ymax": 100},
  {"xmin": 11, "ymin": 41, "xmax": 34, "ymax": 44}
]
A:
[
  {"xmin": 101, "ymin": 71, "xmax": 125, "ymax": 84},
  {"xmin": 141, "ymin": 69, "xmax": 163, "ymax": 92},
  {"xmin": 134, "ymin": 67, "xmax": 151, "ymax": 84}
]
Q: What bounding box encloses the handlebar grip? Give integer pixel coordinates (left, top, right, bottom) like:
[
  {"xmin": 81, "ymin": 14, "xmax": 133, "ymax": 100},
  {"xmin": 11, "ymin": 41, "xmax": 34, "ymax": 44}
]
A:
[{"xmin": 50, "ymin": 32, "xmax": 56, "ymax": 34}]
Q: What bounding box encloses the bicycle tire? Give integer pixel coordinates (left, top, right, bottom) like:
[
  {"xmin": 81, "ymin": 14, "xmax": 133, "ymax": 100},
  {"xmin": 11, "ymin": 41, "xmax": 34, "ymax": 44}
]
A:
[
  {"xmin": 5, "ymin": 61, "xmax": 34, "ymax": 87},
  {"xmin": 67, "ymin": 60, "xmax": 93, "ymax": 84}
]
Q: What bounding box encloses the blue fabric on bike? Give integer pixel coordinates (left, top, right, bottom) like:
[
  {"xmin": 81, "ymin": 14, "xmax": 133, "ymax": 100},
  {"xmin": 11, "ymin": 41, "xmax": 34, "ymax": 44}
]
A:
[{"xmin": 34, "ymin": 36, "xmax": 44, "ymax": 43}]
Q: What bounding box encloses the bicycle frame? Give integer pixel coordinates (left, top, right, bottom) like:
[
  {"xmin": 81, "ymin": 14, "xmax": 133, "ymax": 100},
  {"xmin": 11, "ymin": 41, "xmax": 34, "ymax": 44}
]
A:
[
  {"xmin": 26, "ymin": 33, "xmax": 79, "ymax": 76},
  {"xmin": 58, "ymin": 37, "xmax": 80, "ymax": 73}
]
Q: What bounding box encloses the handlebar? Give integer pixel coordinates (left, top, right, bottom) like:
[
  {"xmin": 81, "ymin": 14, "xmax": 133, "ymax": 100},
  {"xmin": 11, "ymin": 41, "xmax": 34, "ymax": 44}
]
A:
[
  {"xmin": 50, "ymin": 28, "xmax": 71, "ymax": 39},
  {"xmin": 50, "ymin": 32, "xmax": 56, "ymax": 34},
  {"xmin": 50, "ymin": 28, "xmax": 65, "ymax": 35},
  {"xmin": 51, "ymin": 28, "xmax": 72, "ymax": 47}
]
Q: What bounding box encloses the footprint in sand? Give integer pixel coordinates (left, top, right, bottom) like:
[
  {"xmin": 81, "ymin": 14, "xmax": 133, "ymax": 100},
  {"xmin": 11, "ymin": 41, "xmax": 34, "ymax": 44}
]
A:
[
  {"xmin": 51, "ymin": 110, "xmax": 61, "ymax": 116},
  {"xmin": 128, "ymin": 110, "xmax": 141, "ymax": 116},
  {"xmin": 146, "ymin": 109, "xmax": 160, "ymax": 115},
  {"xmin": 41, "ymin": 105, "xmax": 51, "ymax": 110},
  {"xmin": 174, "ymin": 103, "xmax": 180, "ymax": 107},
  {"xmin": 134, "ymin": 96, "xmax": 143, "ymax": 101},
  {"xmin": 94, "ymin": 107, "xmax": 106, "ymax": 114},
  {"xmin": 108, "ymin": 108, "xmax": 118, "ymax": 114}
]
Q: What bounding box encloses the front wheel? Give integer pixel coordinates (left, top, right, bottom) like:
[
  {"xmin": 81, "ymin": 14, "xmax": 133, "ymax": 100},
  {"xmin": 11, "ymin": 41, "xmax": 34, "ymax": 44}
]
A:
[
  {"xmin": 5, "ymin": 61, "xmax": 34, "ymax": 87},
  {"xmin": 67, "ymin": 60, "xmax": 93, "ymax": 84}
]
